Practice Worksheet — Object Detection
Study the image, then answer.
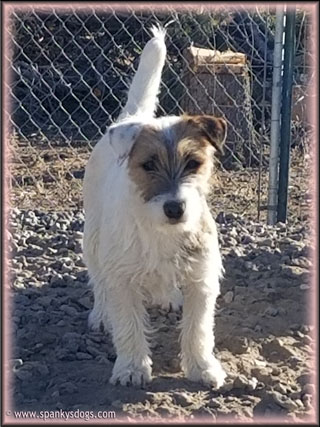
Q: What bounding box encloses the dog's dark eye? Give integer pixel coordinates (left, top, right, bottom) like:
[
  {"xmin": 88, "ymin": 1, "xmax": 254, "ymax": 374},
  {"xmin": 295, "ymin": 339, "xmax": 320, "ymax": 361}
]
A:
[
  {"xmin": 185, "ymin": 159, "xmax": 201, "ymax": 171},
  {"xmin": 142, "ymin": 160, "xmax": 156, "ymax": 172}
]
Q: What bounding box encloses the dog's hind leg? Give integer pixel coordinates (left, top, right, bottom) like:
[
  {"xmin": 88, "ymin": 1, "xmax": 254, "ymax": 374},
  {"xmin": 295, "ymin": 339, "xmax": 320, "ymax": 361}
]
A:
[
  {"xmin": 87, "ymin": 282, "xmax": 112, "ymax": 333},
  {"xmin": 106, "ymin": 285, "xmax": 152, "ymax": 387}
]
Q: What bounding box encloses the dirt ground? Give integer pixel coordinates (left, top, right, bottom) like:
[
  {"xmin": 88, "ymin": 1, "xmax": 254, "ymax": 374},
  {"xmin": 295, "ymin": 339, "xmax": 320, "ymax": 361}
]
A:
[{"xmin": 6, "ymin": 139, "xmax": 316, "ymax": 423}]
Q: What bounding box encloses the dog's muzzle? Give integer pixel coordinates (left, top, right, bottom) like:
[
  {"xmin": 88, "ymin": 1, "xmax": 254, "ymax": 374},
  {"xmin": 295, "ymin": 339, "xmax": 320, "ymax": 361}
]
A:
[{"xmin": 163, "ymin": 200, "xmax": 186, "ymax": 222}]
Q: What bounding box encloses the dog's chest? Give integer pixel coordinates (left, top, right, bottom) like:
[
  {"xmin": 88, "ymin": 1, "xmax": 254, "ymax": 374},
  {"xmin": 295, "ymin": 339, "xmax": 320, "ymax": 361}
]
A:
[
  {"xmin": 138, "ymin": 245, "xmax": 191, "ymax": 305},
  {"xmin": 137, "ymin": 232, "xmax": 203, "ymax": 288}
]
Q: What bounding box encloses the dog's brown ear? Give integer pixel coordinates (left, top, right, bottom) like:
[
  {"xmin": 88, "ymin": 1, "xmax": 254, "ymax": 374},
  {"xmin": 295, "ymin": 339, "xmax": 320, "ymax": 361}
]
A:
[{"xmin": 188, "ymin": 115, "xmax": 227, "ymax": 155}]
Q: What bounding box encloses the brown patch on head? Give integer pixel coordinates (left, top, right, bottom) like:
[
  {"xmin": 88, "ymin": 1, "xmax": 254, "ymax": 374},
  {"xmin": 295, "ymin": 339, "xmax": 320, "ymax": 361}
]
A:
[
  {"xmin": 127, "ymin": 115, "xmax": 227, "ymax": 202},
  {"xmin": 127, "ymin": 125, "xmax": 172, "ymax": 202}
]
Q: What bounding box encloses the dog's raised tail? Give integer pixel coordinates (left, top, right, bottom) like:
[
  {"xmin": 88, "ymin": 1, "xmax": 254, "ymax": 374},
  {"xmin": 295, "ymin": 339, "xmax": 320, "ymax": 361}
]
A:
[{"xmin": 119, "ymin": 25, "xmax": 166, "ymax": 120}]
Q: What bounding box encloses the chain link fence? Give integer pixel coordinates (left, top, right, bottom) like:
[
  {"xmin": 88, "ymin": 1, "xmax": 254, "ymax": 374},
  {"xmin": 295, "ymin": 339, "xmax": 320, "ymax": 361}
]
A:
[{"xmin": 5, "ymin": 5, "xmax": 314, "ymax": 220}]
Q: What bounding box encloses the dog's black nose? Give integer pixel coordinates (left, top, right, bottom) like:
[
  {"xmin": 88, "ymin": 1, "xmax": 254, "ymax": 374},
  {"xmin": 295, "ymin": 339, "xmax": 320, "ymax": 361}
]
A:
[{"xmin": 163, "ymin": 200, "xmax": 186, "ymax": 220}]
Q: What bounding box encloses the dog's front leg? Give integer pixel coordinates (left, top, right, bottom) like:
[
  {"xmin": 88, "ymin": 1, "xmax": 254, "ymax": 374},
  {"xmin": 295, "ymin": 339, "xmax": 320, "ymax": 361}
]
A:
[
  {"xmin": 107, "ymin": 286, "xmax": 152, "ymax": 387},
  {"xmin": 180, "ymin": 279, "xmax": 226, "ymax": 388}
]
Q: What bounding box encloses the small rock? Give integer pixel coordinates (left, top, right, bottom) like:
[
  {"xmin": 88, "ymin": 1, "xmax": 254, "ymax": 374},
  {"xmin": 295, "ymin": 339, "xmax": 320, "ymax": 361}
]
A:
[
  {"xmin": 61, "ymin": 332, "xmax": 82, "ymax": 353},
  {"xmin": 60, "ymin": 305, "xmax": 78, "ymax": 316},
  {"xmin": 56, "ymin": 348, "xmax": 76, "ymax": 361},
  {"xmin": 254, "ymin": 359, "xmax": 267, "ymax": 367},
  {"xmin": 276, "ymin": 222, "xmax": 286, "ymax": 231},
  {"xmin": 168, "ymin": 357, "xmax": 180, "ymax": 371},
  {"xmin": 15, "ymin": 368, "xmax": 32, "ymax": 381},
  {"xmin": 172, "ymin": 392, "xmax": 193, "ymax": 407},
  {"xmin": 78, "ymin": 297, "xmax": 92, "ymax": 310},
  {"xmin": 302, "ymin": 335, "xmax": 313, "ymax": 345},
  {"xmin": 111, "ymin": 400, "xmax": 123, "ymax": 409},
  {"xmin": 300, "ymin": 324, "xmax": 312, "ymax": 334},
  {"xmin": 207, "ymin": 399, "xmax": 221, "ymax": 409},
  {"xmin": 272, "ymin": 392, "xmax": 298, "ymax": 411},
  {"xmin": 37, "ymin": 296, "xmax": 53, "ymax": 307},
  {"xmin": 259, "ymin": 238, "xmax": 273, "ymax": 246},
  {"xmin": 32, "ymin": 362, "xmax": 49, "ymax": 376},
  {"xmin": 272, "ymin": 367, "xmax": 281, "ymax": 376},
  {"xmin": 229, "ymin": 227, "xmax": 238, "ymax": 238},
  {"xmin": 233, "ymin": 375, "xmax": 249, "ymax": 389},
  {"xmin": 274, "ymin": 383, "xmax": 288, "ymax": 395},
  {"xmin": 229, "ymin": 247, "xmax": 243, "ymax": 257},
  {"xmin": 216, "ymin": 212, "xmax": 226, "ymax": 224},
  {"xmin": 287, "ymin": 356, "xmax": 302, "ymax": 368},
  {"xmin": 225, "ymin": 336, "xmax": 249, "ymax": 354},
  {"xmin": 73, "ymin": 231, "xmax": 83, "ymax": 239},
  {"xmin": 301, "ymin": 393, "xmax": 313, "ymax": 409},
  {"xmin": 167, "ymin": 313, "xmax": 178, "ymax": 323},
  {"xmin": 251, "ymin": 367, "xmax": 273, "ymax": 385},
  {"xmin": 262, "ymin": 338, "xmax": 296, "ymax": 361},
  {"xmin": 297, "ymin": 373, "xmax": 311, "ymax": 386},
  {"xmin": 15, "ymin": 295, "xmax": 31, "ymax": 306},
  {"xmin": 248, "ymin": 377, "xmax": 258, "ymax": 391},
  {"xmin": 57, "ymin": 320, "xmax": 66, "ymax": 327},
  {"xmin": 41, "ymin": 332, "xmax": 57, "ymax": 345},
  {"xmin": 294, "ymin": 399, "xmax": 304, "ymax": 409},
  {"xmin": 50, "ymin": 278, "xmax": 67, "ymax": 288},
  {"xmin": 244, "ymin": 261, "xmax": 259, "ymax": 271},
  {"xmin": 290, "ymin": 257, "xmax": 311, "ymax": 269},
  {"xmin": 254, "ymin": 324, "xmax": 263, "ymax": 333},
  {"xmin": 241, "ymin": 407, "xmax": 253, "ymax": 418},
  {"xmin": 59, "ymin": 382, "xmax": 78, "ymax": 395},
  {"xmin": 76, "ymin": 352, "xmax": 93, "ymax": 360},
  {"xmin": 242, "ymin": 235, "xmax": 254, "ymax": 244},
  {"xmin": 302, "ymin": 383, "xmax": 315, "ymax": 395},
  {"xmin": 263, "ymin": 306, "xmax": 279, "ymax": 317},
  {"xmin": 223, "ymin": 291, "xmax": 234, "ymax": 304},
  {"xmin": 86, "ymin": 346, "xmax": 103, "ymax": 357},
  {"xmin": 87, "ymin": 334, "xmax": 103, "ymax": 344},
  {"xmin": 95, "ymin": 355, "xmax": 112, "ymax": 365}
]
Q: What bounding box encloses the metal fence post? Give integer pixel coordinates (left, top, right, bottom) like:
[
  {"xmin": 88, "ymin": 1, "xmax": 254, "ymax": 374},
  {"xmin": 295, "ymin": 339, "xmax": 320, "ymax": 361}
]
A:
[
  {"xmin": 267, "ymin": 6, "xmax": 285, "ymax": 225},
  {"xmin": 277, "ymin": 7, "xmax": 296, "ymax": 223}
]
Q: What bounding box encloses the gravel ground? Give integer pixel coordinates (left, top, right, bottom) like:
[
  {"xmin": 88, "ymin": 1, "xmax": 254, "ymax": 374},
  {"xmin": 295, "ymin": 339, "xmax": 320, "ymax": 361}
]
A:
[{"xmin": 6, "ymin": 206, "xmax": 316, "ymax": 423}]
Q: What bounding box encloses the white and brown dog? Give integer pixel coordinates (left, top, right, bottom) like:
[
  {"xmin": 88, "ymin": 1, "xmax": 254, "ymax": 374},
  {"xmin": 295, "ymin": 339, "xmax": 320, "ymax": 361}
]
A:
[{"xmin": 83, "ymin": 26, "xmax": 227, "ymax": 388}]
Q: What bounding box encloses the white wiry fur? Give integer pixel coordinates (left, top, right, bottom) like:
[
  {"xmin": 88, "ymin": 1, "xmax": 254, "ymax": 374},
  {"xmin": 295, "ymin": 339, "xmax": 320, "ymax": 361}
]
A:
[
  {"xmin": 83, "ymin": 26, "xmax": 226, "ymax": 388},
  {"xmin": 118, "ymin": 24, "xmax": 166, "ymax": 121}
]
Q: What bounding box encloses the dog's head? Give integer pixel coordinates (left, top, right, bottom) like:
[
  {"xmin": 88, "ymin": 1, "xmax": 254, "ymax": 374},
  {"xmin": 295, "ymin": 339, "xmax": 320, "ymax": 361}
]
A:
[{"xmin": 108, "ymin": 115, "xmax": 227, "ymax": 232}]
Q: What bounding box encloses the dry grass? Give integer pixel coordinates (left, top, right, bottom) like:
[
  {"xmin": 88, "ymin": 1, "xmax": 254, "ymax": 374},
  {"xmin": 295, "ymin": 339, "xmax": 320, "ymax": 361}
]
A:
[{"xmin": 7, "ymin": 135, "xmax": 311, "ymax": 223}]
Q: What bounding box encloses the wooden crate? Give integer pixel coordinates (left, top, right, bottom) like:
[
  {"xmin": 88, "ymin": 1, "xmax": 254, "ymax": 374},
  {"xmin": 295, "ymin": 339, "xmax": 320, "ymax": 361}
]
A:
[{"xmin": 181, "ymin": 46, "xmax": 257, "ymax": 168}]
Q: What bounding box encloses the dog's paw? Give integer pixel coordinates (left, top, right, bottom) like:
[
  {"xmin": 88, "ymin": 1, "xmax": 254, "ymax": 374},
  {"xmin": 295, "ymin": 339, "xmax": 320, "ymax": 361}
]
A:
[
  {"xmin": 184, "ymin": 357, "xmax": 227, "ymax": 389},
  {"xmin": 110, "ymin": 356, "xmax": 152, "ymax": 388}
]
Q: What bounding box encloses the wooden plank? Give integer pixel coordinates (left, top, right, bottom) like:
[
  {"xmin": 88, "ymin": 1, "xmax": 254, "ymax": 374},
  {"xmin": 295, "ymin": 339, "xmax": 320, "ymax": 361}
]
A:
[
  {"xmin": 185, "ymin": 46, "xmax": 247, "ymax": 66},
  {"xmin": 193, "ymin": 64, "xmax": 247, "ymax": 75}
]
